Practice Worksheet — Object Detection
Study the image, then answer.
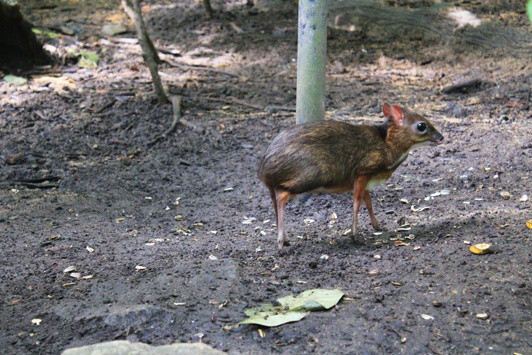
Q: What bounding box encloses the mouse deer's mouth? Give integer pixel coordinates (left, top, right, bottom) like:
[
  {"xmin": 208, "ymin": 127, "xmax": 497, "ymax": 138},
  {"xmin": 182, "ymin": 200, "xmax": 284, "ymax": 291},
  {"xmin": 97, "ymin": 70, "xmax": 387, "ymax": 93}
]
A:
[{"xmin": 431, "ymin": 133, "xmax": 444, "ymax": 146}]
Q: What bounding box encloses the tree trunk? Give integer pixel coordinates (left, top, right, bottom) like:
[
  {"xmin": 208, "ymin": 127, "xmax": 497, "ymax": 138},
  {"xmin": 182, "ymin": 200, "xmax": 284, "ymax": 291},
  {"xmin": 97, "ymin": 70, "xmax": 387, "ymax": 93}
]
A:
[
  {"xmin": 295, "ymin": 0, "xmax": 327, "ymax": 124},
  {"xmin": 121, "ymin": 0, "xmax": 168, "ymax": 104},
  {"xmin": 203, "ymin": 0, "xmax": 214, "ymax": 18}
]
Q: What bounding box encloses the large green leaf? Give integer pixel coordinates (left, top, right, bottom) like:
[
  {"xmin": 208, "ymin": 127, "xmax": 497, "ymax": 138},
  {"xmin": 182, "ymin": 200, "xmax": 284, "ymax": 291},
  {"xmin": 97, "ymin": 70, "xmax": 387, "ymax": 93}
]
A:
[
  {"xmin": 234, "ymin": 289, "xmax": 344, "ymax": 328},
  {"xmin": 243, "ymin": 303, "xmax": 278, "ymax": 316},
  {"xmin": 237, "ymin": 310, "xmax": 309, "ymax": 327},
  {"xmin": 4, "ymin": 75, "xmax": 27, "ymax": 86},
  {"xmin": 278, "ymin": 289, "xmax": 344, "ymax": 311}
]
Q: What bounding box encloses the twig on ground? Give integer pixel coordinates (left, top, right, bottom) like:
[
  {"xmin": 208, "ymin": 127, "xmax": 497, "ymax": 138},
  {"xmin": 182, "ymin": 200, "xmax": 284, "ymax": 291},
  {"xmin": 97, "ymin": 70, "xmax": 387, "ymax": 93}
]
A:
[
  {"xmin": 0, "ymin": 176, "xmax": 61, "ymax": 189},
  {"xmin": 93, "ymin": 99, "xmax": 117, "ymax": 114}
]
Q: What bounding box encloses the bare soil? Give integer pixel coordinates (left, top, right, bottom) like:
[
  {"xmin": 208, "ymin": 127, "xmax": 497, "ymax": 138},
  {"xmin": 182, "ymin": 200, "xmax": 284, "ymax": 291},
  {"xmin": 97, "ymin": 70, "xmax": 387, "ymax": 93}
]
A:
[{"xmin": 1, "ymin": 1, "xmax": 530, "ymax": 354}]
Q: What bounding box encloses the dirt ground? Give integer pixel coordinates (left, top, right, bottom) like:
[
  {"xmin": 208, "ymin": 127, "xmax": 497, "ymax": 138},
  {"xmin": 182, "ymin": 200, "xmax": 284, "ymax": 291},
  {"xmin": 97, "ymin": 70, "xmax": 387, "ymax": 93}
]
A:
[{"xmin": 1, "ymin": 1, "xmax": 530, "ymax": 354}]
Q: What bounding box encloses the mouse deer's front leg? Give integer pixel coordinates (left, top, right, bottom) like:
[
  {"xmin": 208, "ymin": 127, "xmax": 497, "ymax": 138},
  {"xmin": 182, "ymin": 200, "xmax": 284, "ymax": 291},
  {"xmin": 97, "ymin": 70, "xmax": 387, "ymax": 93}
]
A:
[{"xmin": 352, "ymin": 176, "xmax": 369, "ymax": 241}]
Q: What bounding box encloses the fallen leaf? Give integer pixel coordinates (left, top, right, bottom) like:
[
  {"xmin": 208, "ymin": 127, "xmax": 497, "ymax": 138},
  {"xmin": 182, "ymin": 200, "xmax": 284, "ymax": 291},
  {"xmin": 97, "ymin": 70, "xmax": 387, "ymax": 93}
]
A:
[
  {"xmin": 527, "ymin": 220, "xmax": 532, "ymax": 229},
  {"xmin": 242, "ymin": 217, "xmax": 256, "ymax": 224},
  {"xmin": 258, "ymin": 329, "xmax": 266, "ymax": 338},
  {"xmin": 235, "ymin": 289, "xmax": 344, "ymax": 328},
  {"xmin": 500, "ymin": 191, "xmax": 511, "ymax": 199},
  {"xmin": 476, "ymin": 313, "xmax": 489, "ymax": 319},
  {"xmin": 209, "ymin": 255, "xmax": 218, "ymax": 261},
  {"xmin": 238, "ymin": 308, "xmax": 308, "ymax": 327},
  {"xmin": 60, "ymin": 26, "xmax": 75, "ymax": 35},
  {"xmin": 470, "ymin": 243, "xmax": 492, "ymax": 255},
  {"xmin": 76, "ymin": 51, "xmax": 99, "ymax": 69},
  {"xmin": 4, "ymin": 74, "xmax": 27, "ymax": 86},
  {"xmin": 34, "ymin": 76, "xmax": 76, "ymax": 93},
  {"xmin": 411, "ymin": 205, "xmax": 430, "ymax": 212},
  {"xmin": 101, "ymin": 23, "xmax": 127, "ymax": 36},
  {"xmin": 397, "ymin": 227, "xmax": 411, "ymax": 232},
  {"xmin": 63, "ymin": 266, "xmax": 76, "ymax": 273},
  {"xmin": 277, "ymin": 289, "xmax": 344, "ymax": 311}
]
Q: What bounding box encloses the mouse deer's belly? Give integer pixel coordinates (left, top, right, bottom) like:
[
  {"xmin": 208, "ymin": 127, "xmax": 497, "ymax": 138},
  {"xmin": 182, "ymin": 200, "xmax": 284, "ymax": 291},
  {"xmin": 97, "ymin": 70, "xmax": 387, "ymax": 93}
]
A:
[
  {"xmin": 310, "ymin": 185, "xmax": 353, "ymax": 194},
  {"xmin": 366, "ymin": 171, "xmax": 394, "ymax": 190}
]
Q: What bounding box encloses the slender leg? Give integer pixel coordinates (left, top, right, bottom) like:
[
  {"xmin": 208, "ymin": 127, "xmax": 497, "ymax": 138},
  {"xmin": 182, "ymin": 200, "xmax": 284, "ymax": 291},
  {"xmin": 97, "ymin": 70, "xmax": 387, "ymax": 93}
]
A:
[
  {"xmin": 352, "ymin": 176, "xmax": 368, "ymax": 241},
  {"xmin": 363, "ymin": 191, "xmax": 381, "ymax": 230},
  {"xmin": 268, "ymin": 187, "xmax": 278, "ymax": 225},
  {"xmin": 274, "ymin": 189, "xmax": 291, "ymax": 249}
]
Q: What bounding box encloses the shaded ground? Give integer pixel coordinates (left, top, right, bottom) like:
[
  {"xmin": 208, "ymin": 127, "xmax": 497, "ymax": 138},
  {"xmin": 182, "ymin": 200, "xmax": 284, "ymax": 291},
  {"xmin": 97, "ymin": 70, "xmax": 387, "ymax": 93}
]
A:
[{"xmin": 1, "ymin": 1, "xmax": 530, "ymax": 353}]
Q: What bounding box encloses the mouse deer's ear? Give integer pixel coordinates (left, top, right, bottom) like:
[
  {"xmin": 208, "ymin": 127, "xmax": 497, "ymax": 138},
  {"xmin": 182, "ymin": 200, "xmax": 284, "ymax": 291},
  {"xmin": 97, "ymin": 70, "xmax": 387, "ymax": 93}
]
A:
[
  {"xmin": 384, "ymin": 104, "xmax": 404, "ymax": 126},
  {"xmin": 383, "ymin": 103, "xmax": 392, "ymax": 117}
]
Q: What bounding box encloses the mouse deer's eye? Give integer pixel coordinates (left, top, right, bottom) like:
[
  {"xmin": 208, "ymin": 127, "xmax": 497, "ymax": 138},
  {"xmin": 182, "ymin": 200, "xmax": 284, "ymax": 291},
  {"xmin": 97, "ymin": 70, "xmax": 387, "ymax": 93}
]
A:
[{"xmin": 417, "ymin": 122, "xmax": 427, "ymax": 133}]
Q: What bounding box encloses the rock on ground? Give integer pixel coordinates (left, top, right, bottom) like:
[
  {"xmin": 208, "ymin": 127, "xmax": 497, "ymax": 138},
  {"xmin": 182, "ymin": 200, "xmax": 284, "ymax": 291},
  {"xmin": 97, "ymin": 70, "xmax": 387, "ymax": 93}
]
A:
[{"xmin": 62, "ymin": 340, "xmax": 224, "ymax": 355}]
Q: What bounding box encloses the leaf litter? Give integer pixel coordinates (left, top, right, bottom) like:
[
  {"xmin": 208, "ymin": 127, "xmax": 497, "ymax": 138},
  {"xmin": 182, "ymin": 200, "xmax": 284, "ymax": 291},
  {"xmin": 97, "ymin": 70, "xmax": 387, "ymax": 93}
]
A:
[{"xmin": 233, "ymin": 289, "xmax": 344, "ymax": 328}]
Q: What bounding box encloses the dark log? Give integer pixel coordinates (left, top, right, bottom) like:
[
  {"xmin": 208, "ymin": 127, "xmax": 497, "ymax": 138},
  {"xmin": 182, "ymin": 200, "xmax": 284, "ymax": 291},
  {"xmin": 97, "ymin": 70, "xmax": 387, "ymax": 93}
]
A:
[
  {"xmin": 0, "ymin": 1, "xmax": 51, "ymax": 69},
  {"xmin": 441, "ymin": 79, "xmax": 483, "ymax": 94}
]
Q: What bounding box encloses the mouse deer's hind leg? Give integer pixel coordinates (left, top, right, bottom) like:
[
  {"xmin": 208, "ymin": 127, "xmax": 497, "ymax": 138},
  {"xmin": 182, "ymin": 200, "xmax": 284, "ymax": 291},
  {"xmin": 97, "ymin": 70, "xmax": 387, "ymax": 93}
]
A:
[
  {"xmin": 274, "ymin": 189, "xmax": 291, "ymax": 250},
  {"xmin": 268, "ymin": 187, "xmax": 278, "ymax": 224}
]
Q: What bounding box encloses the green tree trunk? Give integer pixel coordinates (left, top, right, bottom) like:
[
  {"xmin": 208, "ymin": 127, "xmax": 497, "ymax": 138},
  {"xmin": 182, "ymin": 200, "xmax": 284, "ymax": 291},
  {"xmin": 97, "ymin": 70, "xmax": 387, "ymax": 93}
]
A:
[{"xmin": 296, "ymin": 0, "xmax": 327, "ymax": 124}]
